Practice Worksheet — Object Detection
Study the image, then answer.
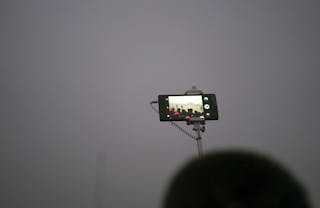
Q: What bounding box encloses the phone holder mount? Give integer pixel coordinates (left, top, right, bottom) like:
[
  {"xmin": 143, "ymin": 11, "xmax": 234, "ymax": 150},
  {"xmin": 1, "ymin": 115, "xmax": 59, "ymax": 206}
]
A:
[{"xmin": 185, "ymin": 86, "xmax": 206, "ymax": 157}]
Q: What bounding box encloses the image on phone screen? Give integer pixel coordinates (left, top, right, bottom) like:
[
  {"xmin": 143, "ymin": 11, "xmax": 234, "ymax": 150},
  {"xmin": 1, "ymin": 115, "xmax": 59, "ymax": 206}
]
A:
[{"xmin": 158, "ymin": 94, "xmax": 218, "ymax": 121}]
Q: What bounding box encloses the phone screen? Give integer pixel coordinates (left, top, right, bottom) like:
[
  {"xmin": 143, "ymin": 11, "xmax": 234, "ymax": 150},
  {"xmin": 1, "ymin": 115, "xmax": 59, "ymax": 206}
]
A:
[{"xmin": 158, "ymin": 94, "xmax": 218, "ymax": 121}]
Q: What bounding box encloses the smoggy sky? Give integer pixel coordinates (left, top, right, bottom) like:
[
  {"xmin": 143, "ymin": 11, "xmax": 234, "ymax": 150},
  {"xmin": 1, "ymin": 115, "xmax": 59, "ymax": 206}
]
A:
[{"xmin": 1, "ymin": 1, "xmax": 320, "ymax": 207}]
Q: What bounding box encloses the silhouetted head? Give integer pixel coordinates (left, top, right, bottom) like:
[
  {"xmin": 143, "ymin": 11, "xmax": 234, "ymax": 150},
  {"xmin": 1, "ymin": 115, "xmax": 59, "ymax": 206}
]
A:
[{"xmin": 163, "ymin": 150, "xmax": 310, "ymax": 208}]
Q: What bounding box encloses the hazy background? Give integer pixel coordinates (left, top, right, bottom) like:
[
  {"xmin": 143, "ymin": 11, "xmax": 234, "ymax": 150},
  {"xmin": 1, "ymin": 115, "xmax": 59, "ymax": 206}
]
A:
[{"xmin": 1, "ymin": 0, "xmax": 319, "ymax": 207}]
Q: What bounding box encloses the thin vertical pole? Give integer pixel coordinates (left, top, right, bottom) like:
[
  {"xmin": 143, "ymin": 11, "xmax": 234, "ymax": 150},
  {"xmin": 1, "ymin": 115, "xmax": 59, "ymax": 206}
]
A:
[{"xmin": 196, "ymin": 138, "xmax": 203, "ymax": 157}]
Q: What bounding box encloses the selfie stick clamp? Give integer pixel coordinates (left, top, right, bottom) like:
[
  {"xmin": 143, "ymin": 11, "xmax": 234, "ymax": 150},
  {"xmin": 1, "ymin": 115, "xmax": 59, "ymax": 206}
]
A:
[{"xmin": 185, "ymin": 86, "xmax": 206, "ymax": 157}]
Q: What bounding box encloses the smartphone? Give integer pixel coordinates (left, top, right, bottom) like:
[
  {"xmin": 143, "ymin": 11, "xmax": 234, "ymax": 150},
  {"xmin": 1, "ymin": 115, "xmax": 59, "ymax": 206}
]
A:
[{"xmin": 158, "ymin": 94, "xmax": 218, "ymax": 121}]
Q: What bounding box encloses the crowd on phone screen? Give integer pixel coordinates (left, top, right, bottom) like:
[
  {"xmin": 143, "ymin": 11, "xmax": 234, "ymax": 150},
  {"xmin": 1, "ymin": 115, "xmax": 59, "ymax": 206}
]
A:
[{"xmin": 169, "ymin": 107, "xmax": 202, "ymax": 120}]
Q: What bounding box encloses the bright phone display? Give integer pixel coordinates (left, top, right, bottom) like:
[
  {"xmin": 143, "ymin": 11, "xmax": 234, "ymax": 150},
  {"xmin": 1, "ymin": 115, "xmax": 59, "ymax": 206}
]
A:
[{"xmin": 158, "ymin": 94, "xmax": 218, "ymax": 121}]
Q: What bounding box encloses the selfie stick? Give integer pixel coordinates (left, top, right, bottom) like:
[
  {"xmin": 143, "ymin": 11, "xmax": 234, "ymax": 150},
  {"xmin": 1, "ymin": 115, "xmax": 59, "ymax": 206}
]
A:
[{"xmin": 185, "ymin": 86, "xmax": 206, "ymax": 157}]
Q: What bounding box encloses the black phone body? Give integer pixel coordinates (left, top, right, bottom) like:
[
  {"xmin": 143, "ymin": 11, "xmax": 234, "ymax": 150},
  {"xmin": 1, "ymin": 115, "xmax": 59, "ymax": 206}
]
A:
[{"xmin": 158, "ymin": 94, "xmax": 218, "ymax": 121}]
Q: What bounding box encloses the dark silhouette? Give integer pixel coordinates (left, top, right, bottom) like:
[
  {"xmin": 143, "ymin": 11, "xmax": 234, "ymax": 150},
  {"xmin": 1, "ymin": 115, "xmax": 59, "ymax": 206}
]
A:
[{"xmin": 163, "ymin": 150, "xmax": 310, "ymax": 208}]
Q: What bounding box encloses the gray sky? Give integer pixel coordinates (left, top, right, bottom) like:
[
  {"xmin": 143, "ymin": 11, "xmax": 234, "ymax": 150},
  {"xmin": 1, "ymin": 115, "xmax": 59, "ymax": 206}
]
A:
[{"xmin": 1, "ymin": 0, "xmax": 319, "ymax": 207}]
